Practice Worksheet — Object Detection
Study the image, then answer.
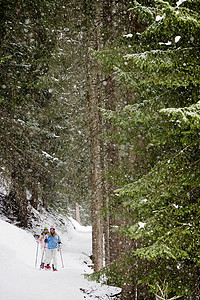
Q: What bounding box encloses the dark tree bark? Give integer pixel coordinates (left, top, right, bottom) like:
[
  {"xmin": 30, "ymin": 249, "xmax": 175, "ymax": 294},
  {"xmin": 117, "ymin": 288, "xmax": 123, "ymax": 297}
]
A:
[
  {"xmin": 86, "ymin": 2, "xmax": 104, "ymax": 270},
  {"xmin": 87, "ymin": 54, "xmax": 104, "ymax": 270},
  {"xmin": 8, "ymin": 161, "xmax": 28, "ymax": 227}
]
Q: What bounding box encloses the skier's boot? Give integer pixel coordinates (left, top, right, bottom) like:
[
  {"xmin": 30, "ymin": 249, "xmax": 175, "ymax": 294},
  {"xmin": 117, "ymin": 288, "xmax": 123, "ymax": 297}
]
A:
[
  {"xmin": 52, "ymin": 264, "xmax": 58, "ymax": 272},
  {"xmin": 45, "ymin": 264, "xmax": 51, "ymax": 270},
  {"xmin": 40, "ymin": 263, "xmax": 44, "ymax": 269}
]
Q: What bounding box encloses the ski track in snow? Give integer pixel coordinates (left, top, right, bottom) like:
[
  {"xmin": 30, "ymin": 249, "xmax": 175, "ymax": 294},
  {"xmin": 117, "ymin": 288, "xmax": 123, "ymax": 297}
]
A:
[{"xmin": 0, "ymin": 218, "xmax": 120, "ymax": 300}]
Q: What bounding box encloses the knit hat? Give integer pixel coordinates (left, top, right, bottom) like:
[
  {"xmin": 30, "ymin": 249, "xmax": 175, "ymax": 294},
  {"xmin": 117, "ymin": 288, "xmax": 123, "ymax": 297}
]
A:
[
  {"xmin": 50, "ymin": 225, "xmax": 55, "ymax": 230},
  {"xmin": 44, "ymin": 227, "xmax": 48, "ymax": 231}
]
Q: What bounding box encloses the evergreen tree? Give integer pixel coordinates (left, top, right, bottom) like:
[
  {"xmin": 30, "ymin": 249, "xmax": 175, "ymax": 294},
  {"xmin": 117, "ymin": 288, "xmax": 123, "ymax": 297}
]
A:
[
  {"xmin": 0, "ymin": 0, "xmax": 91, "ymax": 225},
  {"xmin": 90, "ymin": 0, "xmax": 200, "ymax": 299}
]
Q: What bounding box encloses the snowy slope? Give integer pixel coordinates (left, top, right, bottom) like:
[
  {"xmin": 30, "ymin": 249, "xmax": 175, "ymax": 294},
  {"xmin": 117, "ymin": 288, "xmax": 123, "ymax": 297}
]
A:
[{"xmin": 0, "ymin": 218, "xmax": 121, "ymax": 300}]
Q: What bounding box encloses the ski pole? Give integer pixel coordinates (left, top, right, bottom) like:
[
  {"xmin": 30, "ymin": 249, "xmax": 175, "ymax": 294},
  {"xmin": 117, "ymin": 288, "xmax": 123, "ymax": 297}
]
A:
[
  {"xmin": 59, "ymin": 247, "xmax": 64, "ymax": 268},
  {"xmin": 35, "ymin": 242, "xmax": 39, "ymax": 268},
  {"xmin": 41, "ymin": 247, "xmax": 46, "ymax": 265}
]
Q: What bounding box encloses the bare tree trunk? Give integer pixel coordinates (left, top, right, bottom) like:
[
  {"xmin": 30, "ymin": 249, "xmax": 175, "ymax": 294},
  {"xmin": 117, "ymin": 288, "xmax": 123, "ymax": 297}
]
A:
[
  {"xmin": 41, "ymin": 192, "xmax": 48, "ymax": 210},
  {"xmin": 86, "ymin": 4, "xmax": 104, "ymax": 271},
  {"xmin": 9, "ymin": 161, "xmax": 28, "ymax": 227},
  {"xmin": 102, "ymin": 188, "xmax": 110, "ymax": 265},
  {"xmin": 99, "ymin": 102, "xmax": 111, "ymax": 265},
  {"xmin": 87, "ymin": 64, "xmax": 104, "ymax": 270},
  {"xmin": 101, "ymin": 0, "xmax": 124, "ymax": 264},
  {"xmin": 103, "ymin": 76, "xmax": 123, "ymax": 263}
]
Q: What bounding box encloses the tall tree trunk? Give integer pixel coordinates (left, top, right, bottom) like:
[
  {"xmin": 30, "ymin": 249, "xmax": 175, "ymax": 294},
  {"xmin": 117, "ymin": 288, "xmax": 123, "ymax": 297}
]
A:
[
  {"xmin": 104, "ymin": 76, "xmax": 122, "ymax": 263},
  {"xmin": 86, "ymin": 3, "xmax": 104, "ymax": 271},
  {"xmin": 8, "ymin": 159, "xmax": 28, "ymax": 227},
  {"xmin": 87, "ymin": 58, "xmax": 104, "ymax": 270}
]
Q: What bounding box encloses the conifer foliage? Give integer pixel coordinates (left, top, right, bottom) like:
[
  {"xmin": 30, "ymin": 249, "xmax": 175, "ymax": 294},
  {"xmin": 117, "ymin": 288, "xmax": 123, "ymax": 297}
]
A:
[
  {"xmin": 0, "ymin": 0, "xmax": 199, "ymax": 298},
  {"xmin": 0, "ymin": 0, "xmax": 90, "ymax": 226},
  {"xmin": 93, "ymin": 0, "xmax": 200, "ymax": 299}
]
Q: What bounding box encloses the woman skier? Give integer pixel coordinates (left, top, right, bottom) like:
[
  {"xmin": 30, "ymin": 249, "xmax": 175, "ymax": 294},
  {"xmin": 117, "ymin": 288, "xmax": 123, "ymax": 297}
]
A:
[
  {"xmin": 37, "ymin": 227, "xmax": 49, "ymax": 269},
  {"xmin": 44, "ymin": 225, "xmax": 61, "ymax": 271}
]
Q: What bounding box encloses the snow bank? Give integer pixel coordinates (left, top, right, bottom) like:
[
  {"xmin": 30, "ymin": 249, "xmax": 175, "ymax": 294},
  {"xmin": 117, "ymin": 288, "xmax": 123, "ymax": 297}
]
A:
[{"xmin": 0, "ymin": 218, "xmax": 121, "ymax": 300}]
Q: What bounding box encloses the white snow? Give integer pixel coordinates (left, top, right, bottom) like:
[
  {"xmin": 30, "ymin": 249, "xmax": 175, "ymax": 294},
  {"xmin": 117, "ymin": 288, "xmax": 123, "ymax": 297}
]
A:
[
  {"xmin": 176, "ymin": 0, "xmax": 187, "ymax": 7},
  {"xmin": 175, "ymin": 36, "xmax": 181, "ymax": 43},
  {"xmin": 0, "ymin": 218, "xmax": 120, "ymax": 300},
  {"xmin": 41, "ymin": 151, "xmax": 59, "ymax": 161},
  {"xmin": 156, "ymin": 15, "xmax": 163, "ymax": 22},
  {"xmin": 138, "ymin": 222, "xmax": 146, "ymax": 229},
  {"xmin": 123, "ymin": 33, "xmax": 133, "ymax": 38},
  {"xmin": 159, "ymin": 41, "xmax": 172, "ymax": 46},
  {"xmin": 140, "ymin": 198, "xmax": 148, "ymax": 203}
]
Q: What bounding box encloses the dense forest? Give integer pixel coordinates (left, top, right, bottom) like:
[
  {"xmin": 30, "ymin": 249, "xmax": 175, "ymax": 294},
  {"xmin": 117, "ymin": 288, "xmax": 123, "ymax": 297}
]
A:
[{"xmin": 0, "ymin": 0, "xmax": 199, "ymax": 299}]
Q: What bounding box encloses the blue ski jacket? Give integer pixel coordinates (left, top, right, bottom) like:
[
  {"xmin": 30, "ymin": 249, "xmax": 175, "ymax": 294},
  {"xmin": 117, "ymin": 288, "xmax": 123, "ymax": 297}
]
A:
[{"xmin": 45, "ymin": 234, "xmax": 61, "ymax": 249}]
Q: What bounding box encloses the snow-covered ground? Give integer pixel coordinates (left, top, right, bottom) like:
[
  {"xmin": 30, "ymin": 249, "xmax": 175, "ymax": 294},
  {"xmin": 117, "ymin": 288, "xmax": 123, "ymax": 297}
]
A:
[{"xmin": 0, "ymin": 217, "xmax": 121, "ymax": 300}]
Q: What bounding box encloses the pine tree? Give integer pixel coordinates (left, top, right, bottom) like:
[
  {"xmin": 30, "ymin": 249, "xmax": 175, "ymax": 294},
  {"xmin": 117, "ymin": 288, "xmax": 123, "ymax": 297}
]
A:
[
  {"xmin": 0, "ymin": 0, "xmax": 91, "ymax": 225},
  {"xmin": 90, "ymin": 0, "xmax": 200, "ymax": 298}
]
